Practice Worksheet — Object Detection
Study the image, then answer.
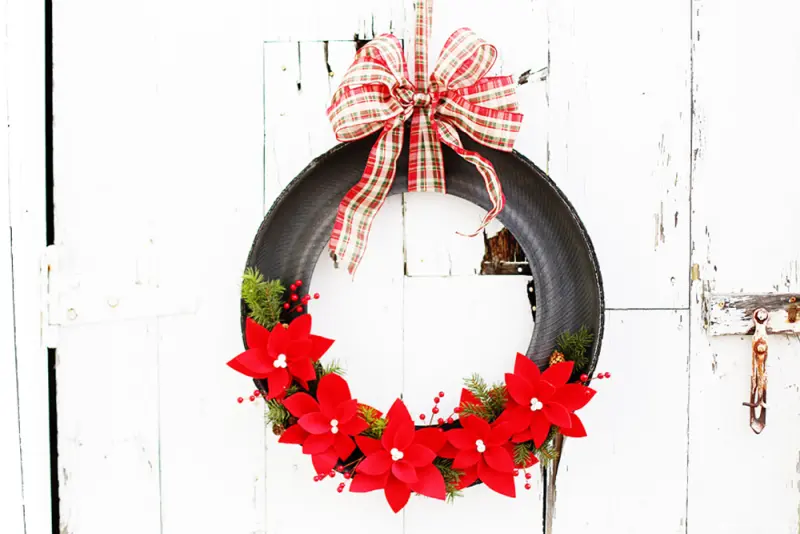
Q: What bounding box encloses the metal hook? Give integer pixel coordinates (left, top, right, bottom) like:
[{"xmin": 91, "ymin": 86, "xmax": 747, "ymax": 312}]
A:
[{"xmin": 742, "ymin": 308, "xmax": 769, "ymax": 434}]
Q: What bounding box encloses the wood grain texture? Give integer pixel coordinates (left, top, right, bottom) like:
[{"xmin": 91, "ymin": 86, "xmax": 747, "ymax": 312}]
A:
[
  {"xmin": 689, "ymin": 0, "xmax": 800, "ymax": 532},
  {"xmin": 547, "ymin": 0, "xmax": 691, "ymax": 309},
  {"xmin": 706, "ymin": 293, "xmax": 800, "ymax": 336},
  {"xmin": 550, "ymin": 310, "xmax": 689, "ymax": 534}
]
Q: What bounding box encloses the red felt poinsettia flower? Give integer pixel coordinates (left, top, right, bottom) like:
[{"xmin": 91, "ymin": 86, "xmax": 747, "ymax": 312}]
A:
[
  {"xmin": 497, "ymin": 353, "xmax": 596, "ymax": 447},
  {"xmin": 227, "ymin": 315, "xmax": 334, "ymax": 399},
  {"xmin": 278, "ymin": 373, "xmax": 370, "ymax": 474},
  {"xmin": 349, "ymin": 399, "xmax": 448, "ymax": 513},
  {"xmin": 444, "ymin": 416, "xmax": 517, "ymax": 497}
]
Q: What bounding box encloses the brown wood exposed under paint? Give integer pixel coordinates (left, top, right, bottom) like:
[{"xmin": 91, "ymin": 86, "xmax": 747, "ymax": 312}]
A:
[
  {"xmin": 706, "ymin": 293, "xmax": 800, "ymax": 336},
  {"xmin": 480, "ymin": 228, "xmax": 531, "ymax": 275}
]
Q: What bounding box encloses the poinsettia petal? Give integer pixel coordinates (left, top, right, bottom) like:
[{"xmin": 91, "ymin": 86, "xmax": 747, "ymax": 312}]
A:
[
  {"xmin": 333, "ymin": 433, "xmax": 356, "ymax": 460},
  {"xmin": 487, "ymin": 422, "xmax": 515, "ymax": 446},
  {"xmin": 541, "ymin": 361, "xmax": 575, "ymax": 388},
  {"xmin": 227, "ymin": 348, "xmax": 273, "ymax": 378},
  {"xmin": 288, "ymin": 313, "xmax": 312, "ymax": 339},
  {"xmin": 437, "ymin": 442, "xmax": 459, "ymax": 459},
  {"xmin": 453, "ymin": 450, "xmax": 482, "ymax": 469},
  {"xmin": 478, "ymin": 459, "xmax": 516, "ymax": 497},
  {"xmin": 308, "ymin": 335, "xmax": 335, "ymax": 362},
  {"xmin": 412, "ymin": 428, "xmax": 447, "ymax": 454},
  {"xmin": 446, "ymin": 429, "xmax": 474, "ymax": 450},
  {"xmin": 530, "ymin": 411, "xmax": 551, "ymax": 448},
  {"xmin": 312, "ymin": 450, "xmax": 338, "ymax": 475},
  {"xmin": 391, "ymin": 460, "xmax": 418, "ymax": 484},
  {"xmin": 295, "ymin": 377, "xmax": 309, "ymax": 391},
  {"xmin": 559, "ymin": 413, "xmax": 588, "ymax": 438},
  {"xmin": 543, "ymin": 402, "xmax": 572, "ymax": 429},
  {"xmin": 537, "ymin": 380, "xmax": 556, "ymax": 402},
  {"xmin": 552, "ymin": 385, "xmax": 596, "ymax": 412},
  {"xmin": 495, "ymin": 404, "xmax": 533, "ymax": 434},
  {"xmin": 277, "ymin": 424, "xmax": 308, "ymax": 445},
  {"xmin": 245, "ymin": 318, "xmax": 271, "ymax": 349},
  {"xmin": 460, "ymin": 387, "xmax": 481, "ymax": 407},
  {"xmin": 404, "ymin": 444, "xmax": 436, "ymax": 467},
  {"xmin": 355, "ymin": 436, "xmax": 383, "ymax": 455},
  {"xmin": 266, "ymin": 325, "xmax": 289, "ymax": 358},
  {"xmin": 317, "ymin": 374, "xmax": 352, "ymax": 415},
  {"xmin": 299, "ymin": 412, "xmax": 332, "ymax": 435},
  {"xmin": 393, "ymin": 422, "xmax": 415, "ymax": 451},
  {"xmin": 483, "ymin": 446, "xmax": 515, "ymax": 473},
  {"xmin": 349, "ymin": 472, "xmax": 388, "ymax": 493},
  {"xmin": 338, "ymin": 417, "xmax": 369, "ymax": 436},
  {"xmin": 409, "ymin": 464, "xmax": 446, "ymax": 500},
  {"xmin": 384, "ymin": 475, "xmax": 412, "ymax": 513},
  {"xmin": 358, "ymin": 450, "xmax": 393, "ymax": 476},
  {"xmin": 505, "ymin": 373, "xmax": 534, "ymax": 405},
  {"xmin": 456, "ymin": 465, "xmax": 478, "ymax": 489},
  {"xmin": 282, "ymin": 393, "xmax": 320, "ymax": 417},
  {"xmin": 335, "ymin": 399, "xmax": 358, "ymax": 424},
  {"xmin": 286, "ymin": 339, "xmax": 312, "ymax": 365},
  {"xmin": 381, "ymin": 399, "xmax": 411, "ymax": 451},
  {"xmin": 265, "ymin": 368, "xmax": 291, "ymax": 399},
  {"xmin": 303, "ymin": 433, "xmax": 335, "ymax": 454},
  {"xmin": 287, "ymin": 355, "xmax": 315, "ymax": 383},
  {"xmin": 514, "ymin": 353, "xmax": 541, "ymax": 385},
  {"xmin": 511, "ymin": 428, "xmax": 533, "ymax": 444},
  {"xmin": 460, "ymin": 415, "xmax": 491, "ymax": 440}
]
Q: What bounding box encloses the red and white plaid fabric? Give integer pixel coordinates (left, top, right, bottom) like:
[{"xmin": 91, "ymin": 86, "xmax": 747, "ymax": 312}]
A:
[{"xmin": 327, "ymin": 0, "xmax": 524, "ymax": 274}]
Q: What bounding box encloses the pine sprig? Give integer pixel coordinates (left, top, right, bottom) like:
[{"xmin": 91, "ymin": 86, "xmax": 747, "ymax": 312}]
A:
[
  {"xmin": 463, "ymin": 374, "xmax": 508, "ymax": 421},
  {"xmin": 241, "ymin": 267, "xmax": 285, "ymax": 329},
  {"xmin": 314, "ymin": 359, "xmax": 345, "ymax": 380},
  {"xmin": 513, "ymin": 430, "xmax": 561, "ymax": 469},
  {"xmin": 433, "ymin": 458, "xmax": 464, "ymax": 503},
  {"xmin": 264, "ymin": 398, "xmax": 291, "ymax": 429},
  {"xmin": 358, "ymin": 405, "xmax": 388, "ymax": 439},
  {"xmin": 513, "ymin": 441, "xmax": 535, "ymax": 468},
  {"xmin": 555, "ymin": 326, "xmax": 594, "ymax": 371}
]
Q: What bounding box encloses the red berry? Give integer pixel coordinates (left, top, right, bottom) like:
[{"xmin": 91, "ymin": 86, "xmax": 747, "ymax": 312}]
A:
[
  {"xmin": 283, "ymin": 303, "xmax": 290, "ymax": 310},
  {"xmin": 580, "ymin": 374, "xmax": 589, "ymax": 382},
  {"xmin": 313, "ymin": 475, "xmax": 319, "ymax": 482},
  {"xmin": 296, "ymin": 306, "xmax": 303, "ymax": 312},
  {"xmin": 290, "ymin": 284, "xmax": 296, "ymax": 292},
  {"xmin": 237, "ymin": 397, "xmax": 244, "ymax": 404},
  {"xmin": 596, "ymin": 373, "xmax": 604, "ymax": 380},
  {"xmin": 513, "ymin": 469, "xmax": 520, "ymax": 477},
  {"xmin": 337, "ymin": 486, "xmax": 344, "ymax": 493},
  {"xmin": 314, "ymin": 293, "xmax": 320, "ymax": 299},
  {"xmin": 447, "ymin": 417, "xmax": 454, "ymax": 424},
  {"xmin": 439, "ymin": 392, "xmax": 445, "ymax": 397},
  {"xmin": 419, "ymin": 414, "xmax": 426, "ymax": 421},
  {"xmin": 604, "ymin": 372, "xmax": 611, "ymax": 379},
  {"xmin": 253, "ymin": 390, "xmax": 261, "ymax": 397},
  {"xmin": 249, "ymin": 395, "xmax": 255, "ymax": 402},
  {"xmin": 454, "ymin": 407, "xmax": 462, "ymax": 414},
  {"xmin": 336, "ymin": 466, "xmax": 344, "ymax": 472},
  {"xmin": 291, "ymin": 294, "xmax": 299, "ymax": 302},
  {"xmin": 434, "ymin": 397, "xmax": 440, "ymax": 404},
  {"xmin": 525, "ymin": 472, "xmax": 532, "ymax": 480},
  {"xmin": 295, "ymin": 280, "xmax": 303, "ymax": 287},
  {"xmin": 524, "ymin": 483, "xmax": 532, "ymax": 490},
  {"xmin": 303, "ymin": 295, "xmax": 311, "ymax": 302},
  {"xmin": 343, "ymin": 473, "xmax": 351, "ymax": 480},
  {"xmin": 432, "ymin": 407, "xmax": 440, "ymax": 414},
  {"xmin": 329, "ymin": 471, "xmax": 335, "ymax": 478},
  {"xmin": 437, "ymin": 418, "xmax": 444, "ymax": 425}
]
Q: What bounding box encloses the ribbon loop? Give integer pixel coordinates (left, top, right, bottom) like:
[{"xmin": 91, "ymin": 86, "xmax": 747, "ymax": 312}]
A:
[{"xmin": 326, "ymin": 0, "xmax": 524, "ymax": 274}]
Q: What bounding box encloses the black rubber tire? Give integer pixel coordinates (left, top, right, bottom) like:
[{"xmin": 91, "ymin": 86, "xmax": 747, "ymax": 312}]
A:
[{"xmin": 242, "ymin": 130, "xmax": 604, "ymax": 373}]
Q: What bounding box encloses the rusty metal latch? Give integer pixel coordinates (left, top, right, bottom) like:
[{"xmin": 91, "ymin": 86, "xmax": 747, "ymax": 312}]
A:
[{"xmin": 742, "ymin": 308, "xmax": 769, "ymax": 434}]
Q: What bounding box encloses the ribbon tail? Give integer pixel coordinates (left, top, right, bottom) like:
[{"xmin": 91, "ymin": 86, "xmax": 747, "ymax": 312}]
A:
[
  {"xmin": 436, "ymin": 121, "xmax": 506, "ymax": 236},
  {"xmin": 330, "ymin": 121, "xmax": 406, "ymax": 274},
  {"xmin": 408, "ymin": 109, "xmax": 445, "ymax": 193}
]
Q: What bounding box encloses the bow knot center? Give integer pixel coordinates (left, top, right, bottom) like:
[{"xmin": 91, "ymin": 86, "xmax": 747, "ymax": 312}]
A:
[{"xmin": 412, "ymin": 92, "xmax": 432, "ymax": 108}]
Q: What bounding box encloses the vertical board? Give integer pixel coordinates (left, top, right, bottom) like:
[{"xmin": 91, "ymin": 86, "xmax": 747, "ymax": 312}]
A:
[
  {"xmin": 5, "ymin": 0, "xmax": 51, "ymax": 532},
  {"xmin": 688, "ymin": 1, "xmax": 800, "ymax": 532},
  {"xmin": 550, "ymin": 311, "xmax": 689, "ymax": 534},
  {"xmin": 547, "ymin": 0, "xmax": 692, "ymax": 309},
  {"xmin": 0, "ymin": 6, "xmax": 26, "ymax": 531}
]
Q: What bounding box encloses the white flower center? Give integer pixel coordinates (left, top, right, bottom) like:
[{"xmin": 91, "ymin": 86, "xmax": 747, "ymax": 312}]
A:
[
  {"xmin": 530, "ymin": 397, "xmax": 543, "ymax": 411},
  {"xmin": 273, "ymin": 354, "xmax": 287, "ymax": 368},
  {"xmin": 390, "ymin": 448, "xmax": 404, "ymax": 461},
  {"xmin": 475, "ymin": 439, "xmax": 486, "ymax": 453},
  {"xmin": 330, "ymin": 419, "xmax": 339, "ymax": 434}
]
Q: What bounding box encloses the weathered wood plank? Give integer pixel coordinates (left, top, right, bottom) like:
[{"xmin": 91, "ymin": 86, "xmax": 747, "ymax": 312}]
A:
[
  {"xmin": 547, "ymin": 0, "xmax": 692, "ymax": 309},
  {"xmin": 689, "ymin": 0, "xmax": 800, "ymax": 532},
  {"xmin": 706, "ymin": 293, "xmax": 800, "ymax": 336},
  {"xmin": 551, "ymin": 310, "xmax": 689, "ymax": 534}
]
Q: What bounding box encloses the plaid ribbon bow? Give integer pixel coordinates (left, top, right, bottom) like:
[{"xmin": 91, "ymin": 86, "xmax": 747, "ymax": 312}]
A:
[{"xmin": 327, "ymin": 0, "xmax": 524, "ymax": 274}]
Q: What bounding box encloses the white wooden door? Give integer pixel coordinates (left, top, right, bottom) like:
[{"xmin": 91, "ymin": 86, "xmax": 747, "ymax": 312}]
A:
[{"xmin": 48, "ymin": 1, "xmax": 799, "ymax": 534}]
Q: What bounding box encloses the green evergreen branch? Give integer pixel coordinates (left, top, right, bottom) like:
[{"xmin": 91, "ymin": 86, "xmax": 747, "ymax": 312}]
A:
[
  {"xmin": 314, "ymin": 359, "xmax": 345, "ymax": 380},
  {"xmin": 358, "ymin": 405, "xmax": 388, "ymax": 439},
  {"xmin": 241, "ymin": 267, "xmax": 285, "ymax": 330},
  {"xmin": 433, "ymin": 458, "xmax": 464, "ymax": 503},
  {"xmin": 463, "ymin": 374, "xmax": 508, "ymax": 421},
  {"xmin": 264, "ymin": 398, "xmax": 291, "ymax": 429},
  {"xmin": 555, "ymin": 326, "xmax": 594, "ymax": 371},
  {"xmin": 513, "ymin": 441, "xmax": 535, "ymax": 468}
]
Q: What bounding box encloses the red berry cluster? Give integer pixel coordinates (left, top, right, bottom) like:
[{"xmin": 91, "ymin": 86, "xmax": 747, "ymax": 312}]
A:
[
  {"xmin": 281, "ymin": 279, "xmax": 320, "ymax": 314},
  {"xmin": 419, "ymin": 391, "xmax": 455, "ymax": 425},
  {"xmin": 579, "ymin": 371, "xmax": 612, "ymax": 384},
  {"xmin": 312, "ymin": 465, "xmax": 354, "ymax": 494},
  {"xmin": 236, "ymin": 389, "xmax": 262, "ymax": 404}
]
